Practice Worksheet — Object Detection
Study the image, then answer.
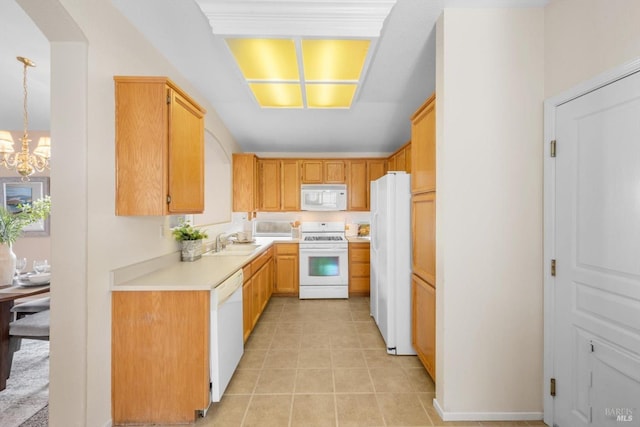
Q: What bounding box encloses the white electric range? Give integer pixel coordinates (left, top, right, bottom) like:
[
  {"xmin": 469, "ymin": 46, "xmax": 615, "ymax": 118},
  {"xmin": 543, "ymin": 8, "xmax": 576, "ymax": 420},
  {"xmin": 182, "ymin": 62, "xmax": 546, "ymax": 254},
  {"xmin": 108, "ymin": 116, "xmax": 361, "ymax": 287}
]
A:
[{"xmin": 298, "ymin": 222, "xmax": 348, "ymax": 299}]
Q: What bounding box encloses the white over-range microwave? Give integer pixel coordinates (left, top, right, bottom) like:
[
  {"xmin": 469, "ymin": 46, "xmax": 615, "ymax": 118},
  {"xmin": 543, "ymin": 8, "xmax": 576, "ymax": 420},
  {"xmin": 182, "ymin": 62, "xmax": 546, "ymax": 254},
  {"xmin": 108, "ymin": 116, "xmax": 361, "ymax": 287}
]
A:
[{"xmin": 300, "ymin": 184, "xmax": 347, "ymax": 211}]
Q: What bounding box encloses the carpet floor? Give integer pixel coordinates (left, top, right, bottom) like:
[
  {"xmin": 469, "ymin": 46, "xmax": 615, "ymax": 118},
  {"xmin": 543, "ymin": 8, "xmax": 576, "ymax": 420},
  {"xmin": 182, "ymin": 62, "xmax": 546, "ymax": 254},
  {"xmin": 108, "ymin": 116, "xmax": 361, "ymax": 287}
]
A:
[{"xmin": 0, "ymin": 340, "xmax": 49, "ymax": 427}]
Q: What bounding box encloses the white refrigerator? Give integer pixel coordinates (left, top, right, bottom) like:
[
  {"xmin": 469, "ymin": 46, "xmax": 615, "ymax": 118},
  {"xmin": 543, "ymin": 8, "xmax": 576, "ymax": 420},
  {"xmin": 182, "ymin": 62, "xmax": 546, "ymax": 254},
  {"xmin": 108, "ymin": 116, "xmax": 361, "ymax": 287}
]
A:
[{"xmin": 370, "ymin": 172, "xmax": 415, "ymax": 355}]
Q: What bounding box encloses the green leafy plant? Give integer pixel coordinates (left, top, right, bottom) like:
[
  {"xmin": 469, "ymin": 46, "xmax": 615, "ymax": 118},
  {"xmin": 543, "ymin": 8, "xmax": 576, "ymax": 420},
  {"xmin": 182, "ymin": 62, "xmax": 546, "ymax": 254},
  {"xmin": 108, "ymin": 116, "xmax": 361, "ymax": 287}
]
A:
[
  {"xmin": 172, "ymin": 219, "xmax": 208, "ymax": 241},
  {"xmin": 0, "ymin": 196, "xmax": 51, "ymax": 244}
]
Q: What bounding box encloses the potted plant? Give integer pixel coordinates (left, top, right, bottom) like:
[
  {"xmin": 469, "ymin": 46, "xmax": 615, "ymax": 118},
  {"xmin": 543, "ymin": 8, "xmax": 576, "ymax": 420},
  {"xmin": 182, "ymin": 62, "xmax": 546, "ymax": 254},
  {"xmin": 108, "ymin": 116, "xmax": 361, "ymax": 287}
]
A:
[
  {"xmin": 0, "ymin": 196, "xmax": 51, "ymax": 285},
  {"xmin": 172, "ymin": 218, "xmax": 208, "ymax": 262}
]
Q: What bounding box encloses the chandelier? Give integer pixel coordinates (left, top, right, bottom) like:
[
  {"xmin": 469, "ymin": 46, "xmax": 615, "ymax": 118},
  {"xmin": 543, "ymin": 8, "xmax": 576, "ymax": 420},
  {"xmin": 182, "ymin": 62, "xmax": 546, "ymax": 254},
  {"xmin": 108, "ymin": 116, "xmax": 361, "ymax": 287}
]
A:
[{"xmin": 0, "ymin": 56, "xmax": 51, "ymax": 180}]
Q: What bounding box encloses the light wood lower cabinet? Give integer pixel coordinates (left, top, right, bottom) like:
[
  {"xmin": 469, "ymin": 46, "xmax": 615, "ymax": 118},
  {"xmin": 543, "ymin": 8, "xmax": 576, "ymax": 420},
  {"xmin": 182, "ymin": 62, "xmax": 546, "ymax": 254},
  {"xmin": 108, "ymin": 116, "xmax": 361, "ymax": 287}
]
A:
[
  {"xmin": 242, "ymin": 248, "xmax": 274, "ymax": 342},
  {"xmin": 242, "ymin": 269, "xmax": 253, "ymax": 342},
  {"xmin": 412, "ymin": 274, "xmax": 435, "ymax": 380},
  {"xmin": 274, "ymin": 243, "xmax": 299, "ymax": 296},
  {"xmin": 112, "ymin": 291, "xmax": 209, "ymax": 424},
  {"xmin": 349, "ymin": 242, "xmax": 370, "ymax": 296}
]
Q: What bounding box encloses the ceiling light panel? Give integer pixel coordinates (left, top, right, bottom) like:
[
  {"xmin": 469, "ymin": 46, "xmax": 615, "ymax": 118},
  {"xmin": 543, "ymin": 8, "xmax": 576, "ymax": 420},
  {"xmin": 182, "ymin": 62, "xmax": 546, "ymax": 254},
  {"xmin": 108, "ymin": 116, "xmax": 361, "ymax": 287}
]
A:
[
  {"xmin": 249, "ymin": 83, "xmax": 303, "ymax": 108},
  {"xmin": 302, "ymin": 39, "xmax": 371, "ymax": 81},
  {"xmin": 306, "ymin": 84, "xmax": 358, "ymax": 108},
  {"xmin": 226, "ymin": 38, "xmax": 299, "ymax": 81}
]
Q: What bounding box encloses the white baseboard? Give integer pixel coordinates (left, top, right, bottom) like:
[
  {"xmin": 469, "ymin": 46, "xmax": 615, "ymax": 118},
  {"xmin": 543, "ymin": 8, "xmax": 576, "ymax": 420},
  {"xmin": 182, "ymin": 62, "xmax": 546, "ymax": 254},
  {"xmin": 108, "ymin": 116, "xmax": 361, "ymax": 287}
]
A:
[{"xmin": 433, "ymin": 398, "xmax": 543, "ymax": 422}]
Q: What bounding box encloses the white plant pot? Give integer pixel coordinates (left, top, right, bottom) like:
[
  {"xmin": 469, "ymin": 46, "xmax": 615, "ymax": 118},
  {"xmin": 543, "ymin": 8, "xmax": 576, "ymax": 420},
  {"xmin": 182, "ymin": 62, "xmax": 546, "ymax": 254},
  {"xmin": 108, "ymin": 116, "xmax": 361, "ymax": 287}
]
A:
[
  {"xmin": 181, "ymin": 239, "xmax": 203, "ymax": 262},
  {"xmin": 0, "ymin": 243, "xmax": 17, "ymax": 285}
]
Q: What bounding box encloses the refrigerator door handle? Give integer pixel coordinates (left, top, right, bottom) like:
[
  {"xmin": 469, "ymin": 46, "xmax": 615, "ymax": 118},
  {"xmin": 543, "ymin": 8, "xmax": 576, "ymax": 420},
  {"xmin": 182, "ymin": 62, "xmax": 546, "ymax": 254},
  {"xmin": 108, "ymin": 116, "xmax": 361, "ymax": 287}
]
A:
[{"xmin": 372, "ymin": 212, "xmax": 379, "ymax": 250}]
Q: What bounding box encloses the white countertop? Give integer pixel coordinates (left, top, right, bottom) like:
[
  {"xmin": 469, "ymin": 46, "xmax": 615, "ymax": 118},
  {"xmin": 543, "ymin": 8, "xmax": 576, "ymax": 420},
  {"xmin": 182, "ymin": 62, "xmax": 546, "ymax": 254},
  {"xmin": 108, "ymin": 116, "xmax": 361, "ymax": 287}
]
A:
[{"xmin": 112, "ymin": 237, "xmax": 296, "ymax": 292}]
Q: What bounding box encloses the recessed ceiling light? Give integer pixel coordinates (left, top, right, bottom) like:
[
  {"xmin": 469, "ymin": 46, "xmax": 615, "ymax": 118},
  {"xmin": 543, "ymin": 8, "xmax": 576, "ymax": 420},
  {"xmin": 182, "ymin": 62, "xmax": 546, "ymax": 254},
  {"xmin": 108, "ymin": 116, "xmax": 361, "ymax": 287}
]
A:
[
  {"xmin": 249, "ymin": 83, "xmax": 303, "ymax": 108},
  {"xmin": 306, "ymin": 83, "xmax": 357, "ymax": 108},
  {"xmin": 226, "ymin": 38, "xmax": 299, "ymax": 81},
  {"xmin": 226, "ymin": 37, "xmax": 371, "ymax": 109},
  {"xmin": 302, "ymin": 40, "xmax": 370, "ymax": 82}
]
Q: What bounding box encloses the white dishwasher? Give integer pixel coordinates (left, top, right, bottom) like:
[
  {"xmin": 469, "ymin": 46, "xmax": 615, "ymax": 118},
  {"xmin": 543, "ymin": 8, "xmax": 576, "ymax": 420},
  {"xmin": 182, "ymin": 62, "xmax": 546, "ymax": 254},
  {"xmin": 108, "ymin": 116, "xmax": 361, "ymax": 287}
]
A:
[{"xmin": 210, "ymin": 269, "xmax": 244, "ymax": 402}]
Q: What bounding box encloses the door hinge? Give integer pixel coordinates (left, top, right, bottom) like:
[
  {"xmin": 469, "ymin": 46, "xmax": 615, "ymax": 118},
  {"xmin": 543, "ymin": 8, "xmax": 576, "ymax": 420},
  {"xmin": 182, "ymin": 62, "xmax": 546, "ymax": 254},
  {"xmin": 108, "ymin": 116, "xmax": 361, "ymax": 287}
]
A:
[
  {"xmin": 550, "ymin": 378, "xmax": 556, "ymax": 397},
  {"xmin": 551, "ymin": 259, "xmax": 556, "ymax": 277},
  {"xmin": 167, "ymin": 91, "xmax": 171, "ymax": 104},
  {"xmin": 167, "ymin": 195, "xmax": 172, "ymax": 204},
  {"xmin": 550, "ymin": 140, "xmax": 557, "ymax": 157}
]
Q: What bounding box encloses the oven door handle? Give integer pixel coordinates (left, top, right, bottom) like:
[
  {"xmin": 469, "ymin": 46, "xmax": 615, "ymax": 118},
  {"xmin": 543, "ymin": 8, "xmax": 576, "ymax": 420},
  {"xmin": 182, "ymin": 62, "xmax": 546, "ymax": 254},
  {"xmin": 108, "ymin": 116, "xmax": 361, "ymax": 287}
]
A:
[{"xmin": 299, "ymin": 247, "xmax": 348, "ymax": 252}]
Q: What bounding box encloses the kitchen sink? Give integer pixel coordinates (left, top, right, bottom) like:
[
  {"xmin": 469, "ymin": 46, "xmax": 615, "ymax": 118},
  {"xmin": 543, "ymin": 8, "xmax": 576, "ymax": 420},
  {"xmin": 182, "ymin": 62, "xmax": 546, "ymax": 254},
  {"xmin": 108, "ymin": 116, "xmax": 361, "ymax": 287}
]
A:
[{"xmin": 204, "ymin": 243, "xmax": 262, "ymax": 256}]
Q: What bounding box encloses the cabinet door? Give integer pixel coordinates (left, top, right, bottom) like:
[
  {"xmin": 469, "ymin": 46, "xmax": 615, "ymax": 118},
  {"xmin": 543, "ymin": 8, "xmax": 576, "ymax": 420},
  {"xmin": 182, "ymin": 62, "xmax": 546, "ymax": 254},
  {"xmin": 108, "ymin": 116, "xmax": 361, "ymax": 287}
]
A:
[
  {"xmin": 233, "ymin": 154, "xmax": 257, "ymax": 212},
  {"xmin": 368, "ymin": 159, "xmax": 386, "ymax": 182},
  {"xmin": 281, "ymin": 159, "xmax": 300, "ymax": 211},
  {"xmin": 411, "ymin": 94, "xmax": 436, "ymax": 193},
  {"xmin": 394, "ymin": 148, "xmax": 406, "ymax": 172},
  {"xmin": 412, "ymin": 192, "xmax": 436, "ymax": 287},
  {"xmin": 266, "ymin": 256, "xmax": 274, "ymax": 300},
  {"xmin": 168, "ymin": 89, "xmax": 205, "ymax": 213},
  {"xmin": 115, "ymin": 77, "xmax": 205, "ymax": 216},
  {"xmin": 112, "ymin": 291, "xmax": 209, "ymax": 423},
  {"xmin": 275, "ymin": 255, "xmax": 299, "ymax": 294},
  {"xmin": 324, "ymin": 160, "xmax": 346, "ymax": 183},
  {"xmin": 258, "ymin": 159, "xmax": 281, "ymax": 211},
  {"xmin": 404, "ymin": 144, "xmax": 412, "ymax": 173},
  {"xmin": 349, "ymin": 243, "xmax": 370, "ymax": 295},
  {"xmin": 114, "ymin": 79, "xmax": 167, "ymax": 216},
  {"xmin": 301, "ymin": 160, "xmax": 323, "ymax": 183},
  {"xmin": 252, "ymin": 268, "xmax": 263, "ymax": 328},
  {"xmin": 387, "ymin": 156, "xmax": 396, "ymax": 172},
  {"xmin": 243, "ymin": 277, "xmax": 253, "ymax": 342},
  {"xmin": 348, "ymin": 160, "xmax": 368, "ymax": 211},
  {"xmin": 412, "ymin": 274, "xmax": 435, "ymax": 380}
]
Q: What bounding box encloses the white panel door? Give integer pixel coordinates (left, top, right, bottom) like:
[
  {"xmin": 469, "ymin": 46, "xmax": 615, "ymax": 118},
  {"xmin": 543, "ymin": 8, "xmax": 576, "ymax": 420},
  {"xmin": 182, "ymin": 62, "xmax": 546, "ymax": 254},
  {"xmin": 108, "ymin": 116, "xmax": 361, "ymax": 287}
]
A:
[{"xmin": 553, "ymin": 70, "xmax": 640, "ymax": 427}]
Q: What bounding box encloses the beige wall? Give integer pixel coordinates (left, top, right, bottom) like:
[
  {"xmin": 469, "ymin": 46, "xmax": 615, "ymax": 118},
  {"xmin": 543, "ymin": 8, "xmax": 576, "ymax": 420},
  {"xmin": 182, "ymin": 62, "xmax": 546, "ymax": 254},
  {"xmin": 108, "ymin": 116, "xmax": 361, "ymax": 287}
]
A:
[
  {"xmin": 545, "ymin": 0, "xmax": 640, "ymax": 97},
  {"xmin": 21, "ymin": 0, "xmax": 240, "ymax": 425},
  {"xmin": 436, "ymin": 8, "xmax": 544, "ymax": 417}
]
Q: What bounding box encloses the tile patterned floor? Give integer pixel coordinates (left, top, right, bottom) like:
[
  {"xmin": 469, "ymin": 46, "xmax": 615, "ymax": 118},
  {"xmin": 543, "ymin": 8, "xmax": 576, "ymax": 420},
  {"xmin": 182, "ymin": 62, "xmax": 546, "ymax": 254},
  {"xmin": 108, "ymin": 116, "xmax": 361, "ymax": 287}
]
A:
[{"xmin": 190, "ymin": 297, "xmax": 547, "ymax": 427}]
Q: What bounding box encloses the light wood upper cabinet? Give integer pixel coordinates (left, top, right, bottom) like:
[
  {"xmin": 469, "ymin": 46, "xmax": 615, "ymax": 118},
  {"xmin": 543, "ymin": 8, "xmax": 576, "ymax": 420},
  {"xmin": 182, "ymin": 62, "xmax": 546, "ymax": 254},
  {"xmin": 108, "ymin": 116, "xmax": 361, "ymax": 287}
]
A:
[
  {"xmin": 394, "ymin": 147, "xmax": 407, "ymax": 172},
  {"xmin": 233, "ymin": 155, "xmax": 388, "ymax": 212},
  {"xmin": 257, "ymin": 159, "xmax": 299, "ymax": 211},
  {"xmin": 281, "ymin": 159, "xmax": 300, "ymax": 211},
  {"xmin": 301, "ymin": 159, "xmax": 346, "ymax": 184},
  {"xmin": 368, "ymin": 159, "xmax": 386, "ymax": 182},
  {"xmin": 404, "ymin": 144, "xmax": 412, "ymax": 173},
  {"xmin": 387, "ymin": 141, "xmax": 411, "ymax": 173},
  {"xmin": 348, "ymin": 160, "xmax": 368, "ymax": 211},
  {"xmin": 300, "ymin": 160, "xmax": 324, "ymax": 183},
  {"xmin": 114, "ymin": 76, "xmax": 205, "ymax": 216},
  {"xmin": 324, "ymin": 160, "xmax": 346, "ymax": 183},
  {"xmin": 233, "ymin": 153, "xmax": 257, "ymax": 212},
  {"xmin": 257, "ymin": 159, "xmax": 281, "ymax": 211},
  {"xmin": 411, "ymin": 94, "xmax": 436, "ymax": 193}
]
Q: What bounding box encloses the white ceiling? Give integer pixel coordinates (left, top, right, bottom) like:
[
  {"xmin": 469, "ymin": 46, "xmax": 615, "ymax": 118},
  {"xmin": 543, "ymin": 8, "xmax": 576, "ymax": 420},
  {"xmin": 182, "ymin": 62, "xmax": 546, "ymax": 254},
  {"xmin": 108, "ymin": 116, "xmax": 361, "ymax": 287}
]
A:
[{"xmin": 0, "ymin": 0, "xmax": 548, "ymax": 153}]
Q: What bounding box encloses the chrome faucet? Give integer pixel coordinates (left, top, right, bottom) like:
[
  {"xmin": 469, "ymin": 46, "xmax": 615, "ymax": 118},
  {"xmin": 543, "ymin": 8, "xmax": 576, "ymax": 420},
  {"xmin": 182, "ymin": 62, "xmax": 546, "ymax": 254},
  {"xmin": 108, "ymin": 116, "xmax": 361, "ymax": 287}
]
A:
[
  {"xmin": 215, "ymin": 232, "xmax": 238, "ymax": 252},
  {"xmin": 215, "ymin": 233, "xmax": 228, "ymax": 252}
]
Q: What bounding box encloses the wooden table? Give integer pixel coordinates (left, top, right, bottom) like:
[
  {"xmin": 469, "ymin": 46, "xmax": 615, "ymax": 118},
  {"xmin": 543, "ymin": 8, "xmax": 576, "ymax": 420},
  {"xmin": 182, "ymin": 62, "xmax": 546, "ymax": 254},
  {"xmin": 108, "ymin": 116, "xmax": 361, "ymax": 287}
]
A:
[{"xmin": 0, "ymin": 284, "xmax": 50, "ymax": 391}]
